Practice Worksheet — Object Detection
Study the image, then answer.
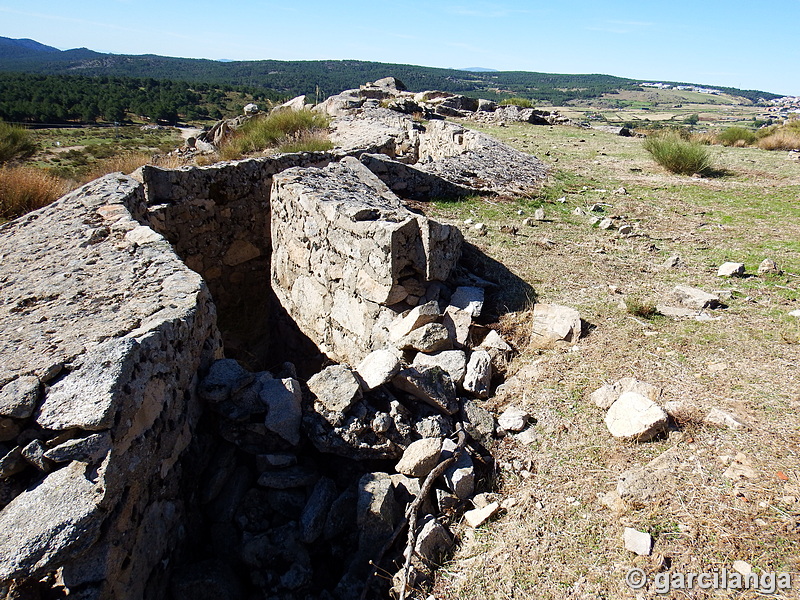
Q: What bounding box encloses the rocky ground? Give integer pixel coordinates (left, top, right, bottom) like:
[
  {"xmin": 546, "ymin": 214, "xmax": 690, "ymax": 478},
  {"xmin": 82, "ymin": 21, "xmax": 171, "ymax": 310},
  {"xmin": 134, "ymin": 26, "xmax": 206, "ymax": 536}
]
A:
[{"xmin": 419, "ymin": 121, "xmax": 800, "ymax": 599}]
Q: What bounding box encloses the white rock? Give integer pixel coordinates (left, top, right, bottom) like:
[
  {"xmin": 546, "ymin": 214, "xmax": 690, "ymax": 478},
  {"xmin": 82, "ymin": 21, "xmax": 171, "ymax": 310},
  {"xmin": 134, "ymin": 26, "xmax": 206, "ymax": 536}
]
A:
[
  {"xmin": 623, "ymin": 527, "xmax": 652, "ymax": 556},
  {"xmin": 757, "ymin": 259, "xmax": 780, "ymax": 275},
  {"xmin": 412, "ymin": 350, "xmax": 467, "ymax": 386},
  {"xmin": 463, "ymin": 350, "xmax": 492, "ymax": 398},
  {"xmin": 704, "ymin": 408, "xmax": 748, "ymax": 430},
  {"xmin": 598, "ymin": 218, "xmax": 614, "ymax": 230},
  {"xmin": 261, "ymin": 378, "xmax": 303, "ymax": 446},
  {"xmin": 415, "ymin": 518, "xmax": 452, "ymax": 562},
  {"xmin": 732, "ymin": 560, "xmax": 752, "ymax": 575},
  {"xmin": 789, "ymin": 310, "xmax": 800, "ymax": 318},
  {"xmin": 605, "ymin": 392, "xmax": 668, "ymax": 441},
  {"xmin": 717, "ymin": 262, "xmax": 745, "ymax": 277},
  {"xmin": 669, "ymin": 285, "xmax": 720, "ymax": 309},
  {"xmin": 449, "ymin": 286, "xmax": 484, "ymax": 317},
  {"xmin": 590, "ymin": 377, "xmax": 661, "ymax": 410},
  {"xmin": 356, "ymin": 349, "xmax": 401, "ymax": 390},
  {"xmin": 395, "ymin": 438, "xmax": 443, "ymax": 478},
  {"xmin": 463, "ymin": 502, "xmax": 500, "ymax": 528},
  {"xmin": 388, "ymin": 301, "xmax": 441, "ymax": 342},
  {"xmin": 441, "ymin": 438, "xmax": 474, "ymax": 500},
  {"xmin": 530, "ymin": 303, "xmax": 582, "ymax": 347},
  {"xmin": 498, "ymin": 406, "xmax": 530, "ymax": 432},
  {"xmin": 534, "ymin": 207, "xmax": 546, "ymax": 221}
]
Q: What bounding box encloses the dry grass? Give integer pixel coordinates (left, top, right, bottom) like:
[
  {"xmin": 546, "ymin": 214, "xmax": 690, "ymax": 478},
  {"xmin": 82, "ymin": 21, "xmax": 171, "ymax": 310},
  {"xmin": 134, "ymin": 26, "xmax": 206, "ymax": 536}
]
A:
[
  {"xmin": 758, "ymin": 131, "xmax": 800, "ymax": 151},
  {"xmin": 422, "ymin": 119, "xmax": 800, "ymax": 599},
  {"xmin": 0, "ymin": 165, "xmax": 67, "ymax": 220}
]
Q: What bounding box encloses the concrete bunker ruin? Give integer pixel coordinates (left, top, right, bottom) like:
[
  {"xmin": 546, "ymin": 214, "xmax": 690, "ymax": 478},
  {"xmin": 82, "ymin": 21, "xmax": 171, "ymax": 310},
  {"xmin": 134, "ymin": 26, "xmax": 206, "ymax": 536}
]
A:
[{"xmin": 0, "ymin": 106, "xmax": 547, "ymax": 599}]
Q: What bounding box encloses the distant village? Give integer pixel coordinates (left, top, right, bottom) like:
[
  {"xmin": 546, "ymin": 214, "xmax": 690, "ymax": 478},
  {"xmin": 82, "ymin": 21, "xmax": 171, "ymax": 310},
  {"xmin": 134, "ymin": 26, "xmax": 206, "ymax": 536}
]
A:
[{"xmin": 639, "ymin": 82, "xmax": 800, "ymax": 122}]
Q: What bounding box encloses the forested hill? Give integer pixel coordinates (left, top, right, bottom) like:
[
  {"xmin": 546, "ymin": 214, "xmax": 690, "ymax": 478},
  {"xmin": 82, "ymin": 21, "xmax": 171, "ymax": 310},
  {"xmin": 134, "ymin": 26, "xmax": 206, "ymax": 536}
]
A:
[{"xmin": 0, "ymin": 36, "xmax": 781, "ymax": 104}]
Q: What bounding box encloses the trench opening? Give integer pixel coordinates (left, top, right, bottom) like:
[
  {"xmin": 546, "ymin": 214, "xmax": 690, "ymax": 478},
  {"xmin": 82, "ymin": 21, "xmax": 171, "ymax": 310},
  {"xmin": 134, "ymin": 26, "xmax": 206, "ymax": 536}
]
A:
[{"xmin": 138, "ymin": 157, "xmax": 533, "ymax": 599}]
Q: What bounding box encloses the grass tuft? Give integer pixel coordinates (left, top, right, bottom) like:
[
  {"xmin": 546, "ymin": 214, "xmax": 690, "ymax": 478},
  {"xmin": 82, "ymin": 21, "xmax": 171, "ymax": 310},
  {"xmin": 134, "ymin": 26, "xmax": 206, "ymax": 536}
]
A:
[
  {"xmin": 642, "ymin": 132, "xmax": 713, "ymax": 175},
  {"xmin": 716, "ymin": 126, "xmax": 756, "ymax": 147},
  {"xmin": 624, "ymin": 296, "xmax": 658, "ymax": 319},
  {"xmin": 0, "ymin": 122, "xmax": 38, "ymax": 164},
  {"xmin": 220, "ymin": 109, "xmax": 331, "ymax": 160},
  {"xmin": 500, "ymin": 97, "xmax": 535, "ymax": 108},
  {"xmin": 0, "ymin": 165, "xmax": 66, "ymax": 220}
]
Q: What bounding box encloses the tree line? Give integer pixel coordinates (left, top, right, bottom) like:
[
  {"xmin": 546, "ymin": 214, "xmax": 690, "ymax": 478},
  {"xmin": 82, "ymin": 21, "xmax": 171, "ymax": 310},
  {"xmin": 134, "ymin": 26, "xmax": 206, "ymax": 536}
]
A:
[{"xmin": 0, "ymin": 73, "xmax": 280, "ymax": 124}]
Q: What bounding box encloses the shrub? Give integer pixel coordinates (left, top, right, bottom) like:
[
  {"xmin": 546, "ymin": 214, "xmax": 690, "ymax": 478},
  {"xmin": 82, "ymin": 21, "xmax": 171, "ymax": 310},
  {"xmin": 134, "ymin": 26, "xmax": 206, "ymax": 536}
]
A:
[
  {"xmin": 277, "ymin": 131, "xmax": 334, "ymax": 154},
  {"xmin": 220, "ymin": 109, "xmax": 331, "ymax": 160},
  {"xmin": 643, "ymin": 132, "xmax": 713, "ymax": 175},
  {"xmin": 757, "ymin": 131, "xmax": 800, "ymax": 151},
  {"xmin": 0, "ymin": 165, "xmax": 66, "ymax": 220},
  {"xmin": 0, "ymin": 122, "xmax": 37, "ymax": 164},
  {"xmin": 499, "ymin": 97, "xmax": 535, "ymax": 108},
  {"xmin": 716, "ymin": 126, "xmax": 756, "ymax": 147},
  {"xmin": 79, "ymin": 152, "xmax": 153, "ymax": 183},
  {"xmin": 683, "ymin": 113, "xmax": 700, "ymax": 125}
]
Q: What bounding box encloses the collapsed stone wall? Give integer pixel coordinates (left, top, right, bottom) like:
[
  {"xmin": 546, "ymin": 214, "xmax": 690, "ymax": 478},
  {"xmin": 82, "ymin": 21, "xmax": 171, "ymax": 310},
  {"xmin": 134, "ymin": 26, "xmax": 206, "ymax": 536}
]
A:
[
  {"xmin": 0, "ymin": 94, "xmax": 549, "ymax": 599},
  {"xmin": 0, "ymin": 176, "xmax": 221, "ymax": 598},
  {"xmin": 271, "ymin": 157, "xmax": 462, "ymax": 366}
]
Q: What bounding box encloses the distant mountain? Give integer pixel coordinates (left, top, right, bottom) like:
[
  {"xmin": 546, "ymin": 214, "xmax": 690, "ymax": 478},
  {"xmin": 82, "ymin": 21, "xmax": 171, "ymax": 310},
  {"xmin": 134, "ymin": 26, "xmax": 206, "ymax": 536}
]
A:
[
  {"xmin": 0, "ymin": 37, "xmax": 782, "ymax": 104},
  {"xmin": 0, "ymin": 36, "xmax": 60, "ymax": 58},
  {"xmin": 459, "ymin": 67, "xmax": 498, "ymax": 72}
]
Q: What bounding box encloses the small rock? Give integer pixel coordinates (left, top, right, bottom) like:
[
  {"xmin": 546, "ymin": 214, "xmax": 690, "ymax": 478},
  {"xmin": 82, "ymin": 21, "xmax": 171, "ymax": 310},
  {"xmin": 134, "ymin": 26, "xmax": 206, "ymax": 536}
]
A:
[
  {"xmin": 618, "ymin": 224, "xmax": 634, "ymax": 236},
  {"xmin": 605, "ymin": 392, "xmax": 668, "ymax": 441},
  {"xmin": 300, "ymin": 477, "xmax": 337, "ymax": 543},
  {"xmin": 307, "ymin": 365, "xmax": 362, "ymax": 419},
  {"xmin": 463, "ymin": 350, "xmax": 492, "ymax": 398},
  {"xmin": 392, "ymin": 366, "xmax": 459, "ymax": 415},
  {"xmin": 395, "ymin": 438, "xmax": 443, "ymax": 478},
  {"xmin": 449, "ymin": 286, "xmax": 485, "ymax": 318},
  {"xmin": 461, "ymin": 398, "xmax": 496, "ymax": 443},
  {"xmin": 398, "ymin": 322, "xmax": 453, "ymax": 353},
  {"xmin": 441, "ymin": 438, "xmax": 475, "ymax": 500},
  {"xmin": 790, "ymin": 310, "xmax": 800, "ymax": 318},
  {"xmin": 0, "ymin": 376, "xmax": 40, "ymax": 419},
  {"xmin": 623, "ymin": 527, "xmax": 652, "ymax": 556},
  {"xmin": 614, "ymin": 187, "xmax": 627, "ymax": 195},
  {"xmin": 473, "ymin": 223, "xmax": 487, "ymax": 235},
  {"xmin": 590, "ymin": 378, "xmax": 661, "ymax": 410},
  {"xmin": 356, "ymin": 349, "xmax": 401, "ymax": 390},
  {"xmin": 598, "ymin": 490, "xmax": 625, "ymax": 512},
  {"xmin": 704, "ymin": 408, "xmax": 749, "ymax": 430},
  {"xmin": 442, "ymin": 306, "xmax": 472, "ymax": 348},
  {"xmin": 522, "ymin": 217, "xmax": 535, "ymax": 227},
  {"xmin": 572, "ymin": 207, "xmax": 585, "ymax": 216},
  {"xmin": 464, "ymin": 218, "xmax": 474, "ymax": 226},
  {"xmin": 463, "ymin": 502, "xmax": 499, "ymax": 528},
  {"xmin": 415, "ymin": 517, "xmax": 453, "ymax": 563},
  {"xmin": 497, "ymin": 406, "xmax": 530, "ymax": 432},
  {"xmin": 598, "ymin": 218, "xmax": 614, "ymax": 230},
  {"xmin": 21, "ymin": 439, "xmax": 52, "ymax": 472},
  {"xmin": 199, "ymin": 359, "xmax": 254, "ymax": 403},
  {"xmin": 357, "ymin": 472, "xmax": 400, "ymax": 547},
  {"xmin": 757, "ymin": 259, "xmax": 781, "ymax": 275},
  {"xmin": 43, "ymin": 432, "xmax": 111, "ymax": 463},
  {"xmin": 530, "ymin": 303, "xmax": 582, "ymax": 347},
  {"xmin": 534, "ymin": 208, "xmax": 546, "ymax": 221},
  {"xmin": 0, "ymin": 446, "xmax": 26, "ymax": 479},
  {"xmin": 257, "ymin": 466, "xmax": 318, "ymax": 489},
  {"xmin": 723, "ymin": 452, "xmax": 758, "ymax": 480},
  {"xmin": 513, "ymin": 428, "xmax": 538, "ymax": 445},
  {"xmin": 732, "ymin": 560, "xmax": 752, "ymax": 576},
  {"xmin": 388, "ymin": 301, "xmax": 441, "ymax": 342},
  {"xmin": 262, "ymin": 378, "xmax": 303, "ymax": 445},
  {"xmin": 663, "ymin": 255, "xmax": 681, "ymax": 269},
  {"xmin": 668, "ymin": 285, "xmax": 720, "ymax": 309},
  {"xmin": 412, "ymin": 350, "xmax": 467, "ymax": 387},
  {"xmin": 717, "ymin": 262, "xmax": 745, "ymax": 277}
]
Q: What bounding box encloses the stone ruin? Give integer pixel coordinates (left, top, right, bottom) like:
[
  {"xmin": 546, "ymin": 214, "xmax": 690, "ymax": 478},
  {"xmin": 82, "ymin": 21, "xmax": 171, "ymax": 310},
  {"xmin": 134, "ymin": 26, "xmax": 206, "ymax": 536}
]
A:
[{"xmin": 0, "ymin": 81, "xmax": 547, "ymax": 600}]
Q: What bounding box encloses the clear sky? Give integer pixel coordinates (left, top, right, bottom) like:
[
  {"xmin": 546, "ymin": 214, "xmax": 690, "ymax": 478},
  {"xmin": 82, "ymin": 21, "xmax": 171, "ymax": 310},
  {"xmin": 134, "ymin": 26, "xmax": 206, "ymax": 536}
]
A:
[{"xmin": 1, "ymin": 1, "xmax": 798, "ymax": 96}]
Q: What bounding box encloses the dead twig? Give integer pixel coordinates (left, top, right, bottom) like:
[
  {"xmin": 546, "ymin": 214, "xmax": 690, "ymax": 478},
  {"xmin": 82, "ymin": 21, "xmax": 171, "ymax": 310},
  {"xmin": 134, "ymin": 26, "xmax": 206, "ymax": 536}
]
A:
[{"xmin": 398, "ymin": 426, "xmax": 468, "ymax": 600}]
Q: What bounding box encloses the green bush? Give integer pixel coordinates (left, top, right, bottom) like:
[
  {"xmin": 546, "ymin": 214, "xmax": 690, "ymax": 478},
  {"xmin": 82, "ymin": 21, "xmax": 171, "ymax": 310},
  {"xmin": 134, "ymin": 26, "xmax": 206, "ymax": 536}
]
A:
[
  {"xmin": 221, "ymin": 108, "xmax": 331, "ymax": 160},
  {"xmin": 717, "ymin": 126, "xmax": 756, "ymax": 147},
  {"xmin": 0, "ymin": 121, "xmax": 37, "ymax": 164},
  {"xmin": 499, "ymin": 97, "xmax": 535, "ymax": 108},
  {"xmin": 643, "ymin": 133, "xmax": 713, "ymax": 175}
]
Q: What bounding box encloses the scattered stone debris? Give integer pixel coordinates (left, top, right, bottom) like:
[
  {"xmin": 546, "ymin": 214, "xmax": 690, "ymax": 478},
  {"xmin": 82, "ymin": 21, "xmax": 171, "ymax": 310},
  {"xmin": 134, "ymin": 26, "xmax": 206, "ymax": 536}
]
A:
[
  {"xmin": 623, "ymin": 527, "xmax": 652, "ymax": 556},
  {"xmin": 530, "ymin": 304, "xmax": 583, "ymax": 348},
  {"xmin": 723, "ymin": 452, "xmax": 758, "ymax": 480},
  {"xmin": 605, "ymin": 392, "xmax": 669, "ymax": 441},
  {"xmin": 758, "ymin": 258, "xmax": 781, "ymax": 275},
  {"xmin": 704, "ymin": 407, "xmax": 749, "ymax": 430},
  {"xmin": 717, "ymin": 262, "xmax": 746, "ymax": 277}
]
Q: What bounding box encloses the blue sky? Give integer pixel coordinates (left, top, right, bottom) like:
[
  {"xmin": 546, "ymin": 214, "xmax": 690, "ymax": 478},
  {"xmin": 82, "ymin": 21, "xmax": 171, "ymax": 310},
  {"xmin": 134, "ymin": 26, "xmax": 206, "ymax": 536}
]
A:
[{"xmin": 1, "ymin": 1, "xmax": 799, "ymax": 95}]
